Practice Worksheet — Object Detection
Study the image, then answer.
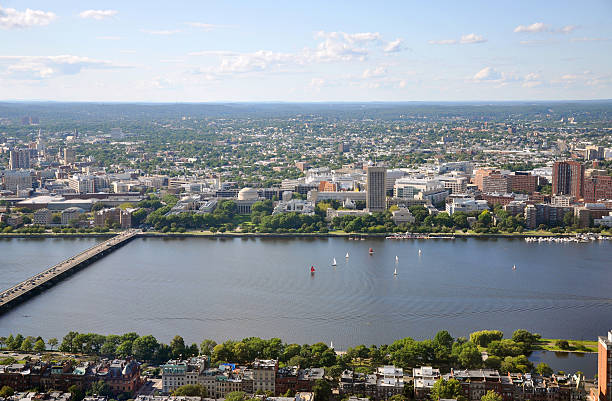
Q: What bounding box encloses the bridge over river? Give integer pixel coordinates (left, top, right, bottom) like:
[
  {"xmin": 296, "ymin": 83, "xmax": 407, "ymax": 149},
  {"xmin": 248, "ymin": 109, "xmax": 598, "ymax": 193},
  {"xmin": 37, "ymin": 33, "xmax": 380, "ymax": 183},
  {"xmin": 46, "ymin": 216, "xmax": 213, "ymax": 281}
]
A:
[{"xmin": 0, "ymin": 229, "xmax": 140, "ymax": 314}]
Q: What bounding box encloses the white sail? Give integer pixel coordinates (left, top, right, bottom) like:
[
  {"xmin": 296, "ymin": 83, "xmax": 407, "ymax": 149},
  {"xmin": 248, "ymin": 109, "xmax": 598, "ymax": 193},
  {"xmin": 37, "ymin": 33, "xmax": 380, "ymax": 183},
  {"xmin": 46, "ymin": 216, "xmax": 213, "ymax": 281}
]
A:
[
  {"xmin": 345, "ymin": 252, "xmax": 349, "ymax": 258},
  {"xmin": 332, "ymin": 258, "xmax": 337, "ymax": 266},
  {"xmin": 394, "ymin": 267, "xmax": 398, "ymax": 276},
  {"xmin": 395, "ymin": 255, "xmax": 399, "ymax": 263}
]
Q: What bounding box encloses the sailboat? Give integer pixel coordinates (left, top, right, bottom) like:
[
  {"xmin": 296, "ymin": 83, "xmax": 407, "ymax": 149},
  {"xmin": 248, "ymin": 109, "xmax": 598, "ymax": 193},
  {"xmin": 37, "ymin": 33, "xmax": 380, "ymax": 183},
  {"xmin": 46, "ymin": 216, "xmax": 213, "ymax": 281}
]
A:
[
  {"xmin": 330, "ymin": 341, "xmax": 334, "ymax": 349},
  {"xmin": 394, "ymin": 267, "xmax": 398, "ymax": 276},
  {"xmin": 512, "ymin": 264, "xmax": 516, "ymax": 270},
  {"xmin": 310, "ymin": 266, "xmax": 316, "ymax": 274},
  {"xmin": 395, "ymin": 255, "xmax": 399, "ymax": 263},
  {"xmin": 345, "ymin": 252, "xmax": 349, "ymax": 259},
  {"xmin": 418, "ymin": 249, "xmax": 422, "ymax": 256},
  {"xmin": 332, "ymin": 258, "xmax": 337, "ymax": 266},
  {"xmin": 369, "ymin": 247, "xmax": 374, "ymax": 255}
]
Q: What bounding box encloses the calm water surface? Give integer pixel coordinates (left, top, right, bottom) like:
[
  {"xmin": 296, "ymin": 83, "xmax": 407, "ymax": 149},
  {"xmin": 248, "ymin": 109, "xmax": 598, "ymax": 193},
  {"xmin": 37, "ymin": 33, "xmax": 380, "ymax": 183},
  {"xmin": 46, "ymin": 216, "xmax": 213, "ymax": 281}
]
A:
[{"xmin": 0, "ymin": 237, "xmax": 609, "ymax": 374}]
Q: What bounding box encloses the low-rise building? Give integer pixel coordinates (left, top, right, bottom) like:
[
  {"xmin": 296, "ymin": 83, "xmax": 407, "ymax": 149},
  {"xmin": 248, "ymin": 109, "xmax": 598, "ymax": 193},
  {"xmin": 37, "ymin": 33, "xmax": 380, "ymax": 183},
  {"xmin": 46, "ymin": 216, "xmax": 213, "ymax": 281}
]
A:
[
  {"xmin": 61, "ymin": 207, "xmax": 84, "ymax": 226},
  {"xmin": 33, "ymin": 208, "xmax": 52, "ymax": 225},
  {"xmin": 446, "ymin": 198, "xmax": 489, "ymax": 215},
  {"xmin": 391, "ymin": 208, "xmax": 415, "ymax": 225},
  {"xmin": 413, "ymin": 366, "xmax": 441, "ymax": 400}
]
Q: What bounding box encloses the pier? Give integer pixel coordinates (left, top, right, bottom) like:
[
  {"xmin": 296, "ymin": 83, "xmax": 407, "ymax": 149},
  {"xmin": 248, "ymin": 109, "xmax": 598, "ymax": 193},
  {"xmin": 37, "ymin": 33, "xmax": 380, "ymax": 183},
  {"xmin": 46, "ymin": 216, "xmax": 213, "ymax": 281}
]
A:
[{"xmin": 0, "ymin": 229, "xmax": 140, "ymax": 314}]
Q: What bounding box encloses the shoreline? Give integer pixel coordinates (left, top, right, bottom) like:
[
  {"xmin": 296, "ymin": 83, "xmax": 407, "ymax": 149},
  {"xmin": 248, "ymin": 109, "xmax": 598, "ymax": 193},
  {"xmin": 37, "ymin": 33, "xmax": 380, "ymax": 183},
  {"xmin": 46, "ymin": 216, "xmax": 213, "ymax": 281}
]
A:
[{"xmin": 0, "ymin": 231, "xmax": 610, "ymax": 239}]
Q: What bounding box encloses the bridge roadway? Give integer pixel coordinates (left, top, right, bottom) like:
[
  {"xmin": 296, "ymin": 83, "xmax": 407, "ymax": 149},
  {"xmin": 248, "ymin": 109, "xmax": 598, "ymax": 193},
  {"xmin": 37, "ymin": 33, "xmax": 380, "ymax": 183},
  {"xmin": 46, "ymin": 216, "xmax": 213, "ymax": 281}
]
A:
[{"xmin": 0, "ymin": 229, "xmax": 140, "ymax": 314}]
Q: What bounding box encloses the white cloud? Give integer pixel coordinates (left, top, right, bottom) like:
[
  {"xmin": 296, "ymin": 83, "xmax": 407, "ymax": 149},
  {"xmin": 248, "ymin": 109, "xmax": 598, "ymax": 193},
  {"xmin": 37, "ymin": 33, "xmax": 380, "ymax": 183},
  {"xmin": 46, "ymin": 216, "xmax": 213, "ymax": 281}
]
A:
[
  {"xmin": 97, "ymin": 36, "xmax": 121, "ymax": 40},
  {"xmin": 473, "ymin": 67, "xmax": 501, "ymax": 81},
  {"xmin": 141, "ymin": 29, "xmax": 181, "ymax": 35},
  {"xmin": 0, "ymin": 5, "xmax": 56, "ymax": 29},
  {"xmin": 570, "ymin": 37, "xmax": 607, "ymax": 43},
  {"xmin": 185, "ymin": 22, "xmax": 229, "ymax": 31},
  {"xmin": 398, "ymin": 80, "xmax": 407, "ymax": 88},
  {"xmin": 429, "ymin": 39, "xmax": 457, "ymax": 45},
  {"xmin": 460, "ymin": 33, "xmax": 487, "ymax": 44},
  {"xmin": 0, "ymin": 55, "xmax": 128, "ymax": 80},
  {"xmin": 383, "ymin": 39, "xmax": 403, "ymax": 53},
  {"xmin": 514, "ymin": 22, "xmax": 549, "ymax": 33},
  {"xmin": 79, "ymin": 10, "xmax": 118, "ymax": 20},
  {"xmin": 560, "ymin": 25, "xmax": 577, "ymax": 34},
  {"xmin": 429, "ymin": 33, "xmax": 486, "ymax": 45},
  {"xmin": 362, "ymin": 66, "xmax": 387, "ymax": 79},
  {"xmin": 309, "ymin": 78, "xmax": 325, "ymax": 87}
]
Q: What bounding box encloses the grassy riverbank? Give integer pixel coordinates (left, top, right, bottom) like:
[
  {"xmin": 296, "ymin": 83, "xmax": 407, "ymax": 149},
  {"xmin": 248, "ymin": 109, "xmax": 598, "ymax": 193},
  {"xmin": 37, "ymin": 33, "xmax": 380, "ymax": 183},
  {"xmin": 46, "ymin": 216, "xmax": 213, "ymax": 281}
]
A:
[{"xmin": 534, "ymin": 338, "xmax": 598, "ymax": 353}]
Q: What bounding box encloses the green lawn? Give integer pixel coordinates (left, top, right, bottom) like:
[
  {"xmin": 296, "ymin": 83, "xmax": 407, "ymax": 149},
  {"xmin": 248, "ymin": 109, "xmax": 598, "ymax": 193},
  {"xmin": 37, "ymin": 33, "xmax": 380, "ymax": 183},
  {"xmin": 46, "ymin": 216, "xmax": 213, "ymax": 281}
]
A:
[{"xmin": 534, "ymin": 338, "xmax": 597, "ymax": 353}]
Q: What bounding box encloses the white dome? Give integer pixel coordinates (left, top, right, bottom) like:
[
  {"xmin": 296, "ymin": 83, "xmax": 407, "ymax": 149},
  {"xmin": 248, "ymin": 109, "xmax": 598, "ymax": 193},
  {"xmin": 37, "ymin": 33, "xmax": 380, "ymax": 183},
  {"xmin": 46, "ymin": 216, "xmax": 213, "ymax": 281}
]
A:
[{"xmin": 238, "ymin": 187, "xmax": 259, "ymax": 200}]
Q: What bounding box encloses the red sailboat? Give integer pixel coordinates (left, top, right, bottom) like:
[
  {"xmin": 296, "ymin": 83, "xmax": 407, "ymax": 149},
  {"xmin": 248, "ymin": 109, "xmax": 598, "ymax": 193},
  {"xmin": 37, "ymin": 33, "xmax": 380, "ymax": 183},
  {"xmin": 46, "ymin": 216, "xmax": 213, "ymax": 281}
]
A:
[
  {"xmin": 310, "ymin": 266, "xmax": 316, "ymax": 273},
  {"xmin": 369, "ymin": 248, "xmax": 374, "ymax": 255}
]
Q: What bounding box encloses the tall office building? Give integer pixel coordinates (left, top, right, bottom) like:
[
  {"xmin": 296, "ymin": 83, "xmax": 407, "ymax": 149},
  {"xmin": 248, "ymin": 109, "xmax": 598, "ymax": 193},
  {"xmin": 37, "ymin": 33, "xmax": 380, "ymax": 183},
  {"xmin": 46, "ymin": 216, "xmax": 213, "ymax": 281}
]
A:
[
  {"xmin": 366, "ymin": 166, "xmax": 387, "ymax": 212},
  {"xmin": 599, "ymin": 331, "xmax": 612, "ymax": 401},
  {"xmin": 9, "ymin": 148, "xmax": 31, "ymax": 169},
  {"xmin": 552, "ymin": 161, "xmax": 584, "ymax": 199},
  {"xmin": 64, "ymin": 148, "xmax": 76, "ymax": 164}
]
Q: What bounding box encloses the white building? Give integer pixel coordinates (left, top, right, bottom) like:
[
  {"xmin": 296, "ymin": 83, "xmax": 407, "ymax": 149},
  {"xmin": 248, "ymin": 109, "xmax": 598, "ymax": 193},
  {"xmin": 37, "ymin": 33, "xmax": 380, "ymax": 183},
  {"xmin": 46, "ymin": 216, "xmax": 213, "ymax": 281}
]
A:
[
  {"xmin": 445, "ymin": 198, "xmax": 489, "ymax": 215},
  {"xmin": 413, "ymin": 366, "xmax": 441, "ymax": 399},
  {"xmin": 252, "ymin": 359, "xmax": 277, "ymax": 394},
  {"xmin": 68, "ymin": 174, "xmax": 96, "ymax": 194},
  {"xmin": 594, "ymin": 212, "xmax": 612, "ymax": 228},
  {"xmin": 273, "ymin": 199, "xmax": 315, "ymax": 215},
  {"xmin": 394, "ymin": 178, "xmax": 449, "ymax": 204}
]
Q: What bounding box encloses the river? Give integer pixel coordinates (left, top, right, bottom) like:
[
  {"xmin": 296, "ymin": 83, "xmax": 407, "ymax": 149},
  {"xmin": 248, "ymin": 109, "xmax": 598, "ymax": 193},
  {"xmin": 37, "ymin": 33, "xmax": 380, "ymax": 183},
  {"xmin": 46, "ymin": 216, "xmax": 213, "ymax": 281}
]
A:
[{"xmin": 0, "ymin": 236, "xmax": 609, "ymax": 376}]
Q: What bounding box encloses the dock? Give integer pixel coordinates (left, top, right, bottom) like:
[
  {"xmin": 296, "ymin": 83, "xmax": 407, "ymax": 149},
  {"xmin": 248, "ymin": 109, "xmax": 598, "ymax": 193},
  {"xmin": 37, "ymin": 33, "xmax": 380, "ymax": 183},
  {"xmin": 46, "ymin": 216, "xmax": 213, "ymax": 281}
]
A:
[{"xmin": 0, "ymin": 229, "xmax": 140, "ymax": 314}]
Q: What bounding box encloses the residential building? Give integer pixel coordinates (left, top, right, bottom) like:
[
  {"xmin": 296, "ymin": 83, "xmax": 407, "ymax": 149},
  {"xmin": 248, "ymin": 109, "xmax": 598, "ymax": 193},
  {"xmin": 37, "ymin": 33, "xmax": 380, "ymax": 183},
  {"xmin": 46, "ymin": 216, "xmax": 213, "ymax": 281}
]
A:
[
  {"xmin": 583, "ymin": 175, "xmax": 612, "ymax": 202},
  {"xmin": 64, "ymin": 148, "xmax": 76, "ymax": 164},
  {"xmin": 413, "ymin": 366, "xmax": 441, "ymax": 400},
  {"xmin": 366, "ymin": 166, "xmax": 387, "ymax": 212},
  {"xmin": 69, "ymin": 174, "xmax": 96, "ymax": 194},
  {"xmin": 94, "ymin": 207, "xmax": 134, "ymax": 228},
  {"xmin": 599, "ymin": 331, "xmax": 612, "ymax": 401},
  {"xmin": 61, "ymin": 207, "xmax": 84, "ymax": 226},
  {"xmin": 161, "ymin": 358, "xmax": 207, "ymax": 394},
  {"xmin": 9, "ymin": 148, "xmax": 31, "ymax": 169},
  {"xmin": 473, "ymin": 169, "xmax": 497, "ymax": 191},
  {"xmin": 508, "ymin": 172, "xmax": 537, "ymax": 194},
  {"xmin": 33, "ymin": 208, "xmax": 52, "ymax": 225},
  {"xmin": 482, "ymin": 174, "xmax": 510, "ymax": 194},
  {"xmin": 252, "ymin": 359, "xmax": 278, "ymax": 394},
  {"xmin": 375, "ymin": 366, "xmax": 404, "ymax": 400},
  {"xmin": 3, "ymin": 170, "xmax": 33, "ymax": 192},
  {"xmin": 574, "ymin": 204, "xmax": 612, "ymax": 228},
  {"xmin": 552, "ymin": 161, "xmax": 584, "ymax": 199}
]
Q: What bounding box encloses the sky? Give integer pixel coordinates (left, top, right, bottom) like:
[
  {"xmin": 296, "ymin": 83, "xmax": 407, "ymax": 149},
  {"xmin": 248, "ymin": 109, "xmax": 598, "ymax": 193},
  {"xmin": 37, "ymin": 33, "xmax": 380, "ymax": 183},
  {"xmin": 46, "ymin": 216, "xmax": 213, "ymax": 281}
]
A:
[{"xmin": 0, "ymin": 0, "xmax": 611, "ymax": 102}]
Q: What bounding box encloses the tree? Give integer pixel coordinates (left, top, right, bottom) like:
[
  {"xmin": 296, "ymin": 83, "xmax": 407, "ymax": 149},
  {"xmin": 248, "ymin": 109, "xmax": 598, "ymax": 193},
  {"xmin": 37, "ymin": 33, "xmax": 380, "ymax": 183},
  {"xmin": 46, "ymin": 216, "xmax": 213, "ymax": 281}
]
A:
[
  {"xmin": 478, "ymin": 210, "xmax": 492, "ymax": 227},
  {"xmin": 132, "ymin": 335, "xmax": 159, "ymax": 362},
  {"xmin": 313, "ymin": 379, "xmax": 332, "ymax": 401},
  {"xmin": 0, "ymin": 386, "xmax": 14, "ymax": 398},
  {"xmin": 535, "ymin": 363, "xmax": 553, "ymax": 376},
  {"xmin": 469, "ymin": 330, "xmax": 503, "ymax": 347},
  {"xmin": 173, "ymin": 384, "xmax": 208, "ymax": 398},
  {"xmin": 511, "ymin": 330, "xmax": 540, "ymax": 345},
  {"xmin": 48, "ymin": 338, "xmax": 58, "ymax": 350},
  {"xmin": 89, "ymin": 380, "xmax": 112, "ymax": 397},
  {"xmin": 481, "ymin": 390, "xmax": 502, "ymax": 401},
  {"xmin": 68, "ymin": 384, "xmax": 85, "ymax": 401},
  {"xmin": 555, "ymin": 340, "xmax": 570, "ymax": 350},
  {"xmin": 34, "ymin": 339, "xmax": 46, "ymax": 352},
  {"xmin": 20, "ymin": 337, "xmax": 33, "ymax": 352},
  {"xmin": 116, "ymin": 341, "xmax": 133, "ymax": 358},
  {"xmin": 452, "ymin": 341, "xmax": 482, "ymax": 369},
  {"xmin": 430, "ymin": 378, "xmax": 465, "ymax": 401},
  {"xmin": 0, "ymin": 337, "xmax": 6, "ymax": 350},
  {"xmin": 170, "ymin": 335, "xmax": 186, "ymax": 359},
  {"xmin": 200, "ymin": 339, "xmax": 217, "ymax": 356}
]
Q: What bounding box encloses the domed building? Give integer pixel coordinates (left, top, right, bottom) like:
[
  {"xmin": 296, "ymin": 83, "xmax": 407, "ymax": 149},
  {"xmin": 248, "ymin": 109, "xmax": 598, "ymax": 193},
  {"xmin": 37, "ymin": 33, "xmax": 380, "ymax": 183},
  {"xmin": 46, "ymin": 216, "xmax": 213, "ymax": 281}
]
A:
[
  {"xmin": 236, "ymin": 187, "xmax": 262, "ymax": 214},
  {"xmin": 238, "ymin": 187, "xmax": 259, "ymax": 201}
]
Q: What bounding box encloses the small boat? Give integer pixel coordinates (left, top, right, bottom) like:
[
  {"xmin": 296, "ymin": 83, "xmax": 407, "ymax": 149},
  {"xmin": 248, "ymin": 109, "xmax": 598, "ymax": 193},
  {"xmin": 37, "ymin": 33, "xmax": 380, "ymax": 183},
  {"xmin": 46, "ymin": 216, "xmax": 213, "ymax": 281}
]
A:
[
  {"xmin": 418, "ymin": 249, "xmax": 422, "ymax": 256},
  {"xmin": 512, "ymin": 264, "xmax": 516, "ymax": 270},
  {"xmin": 332, "ymin": 258, "xmax": 337, "ymax": 266},
  {"xmin": 360, "ymin": 237, "xmax": 365, "ymax": 241},
  {"xmin": 330, "ymin": 341, "xmax": 334, "ymax": 349},
  {"xmin": 345, "ymin": 252, "xmax": 349, "ymax": 259},
  {"xmin": 394, "ymin": 267, "xmax": 398, "ymax": 276},
  {"xmin": 395, "ymin": 255, "xmax": 399, "ymax": 263},
  {"xmin": 310, "ymin": 266, "xmax": 316, "ymax": 273},
  {"xmin": 369, "ymin": 248, "xmax": 374, "ymax": 255}
]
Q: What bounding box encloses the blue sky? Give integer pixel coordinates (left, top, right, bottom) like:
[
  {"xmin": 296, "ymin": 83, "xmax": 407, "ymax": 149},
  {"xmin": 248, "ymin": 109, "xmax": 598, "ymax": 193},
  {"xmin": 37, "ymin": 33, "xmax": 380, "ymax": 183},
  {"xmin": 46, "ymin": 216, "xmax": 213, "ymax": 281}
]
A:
[{"xmin": 1, "ymin": 0, "xmax": 611, "ymax": 102}]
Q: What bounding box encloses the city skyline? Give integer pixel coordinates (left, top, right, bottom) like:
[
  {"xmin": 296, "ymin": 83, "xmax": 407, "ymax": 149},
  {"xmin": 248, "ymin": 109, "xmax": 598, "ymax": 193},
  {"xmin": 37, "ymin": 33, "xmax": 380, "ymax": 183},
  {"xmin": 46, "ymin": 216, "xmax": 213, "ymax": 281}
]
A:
[{"xmin": 1, "ymin": 0, "xmax": 612, "ymax": 102}]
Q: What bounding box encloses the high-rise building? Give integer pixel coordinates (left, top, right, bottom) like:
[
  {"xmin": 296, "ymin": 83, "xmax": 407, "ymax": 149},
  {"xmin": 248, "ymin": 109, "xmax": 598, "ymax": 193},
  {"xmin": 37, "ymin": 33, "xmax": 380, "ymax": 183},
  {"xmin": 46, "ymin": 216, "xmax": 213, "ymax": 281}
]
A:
[
  {"xmin": 64, "ymin": 148, "xmax": 76, "ymax": 164},
  {"xmin": 366, "ymin": 166, "xmax": 387, "ymax": 212},
  {"xmin": 552, "ymin": 161, "xmax": 584, "ymax": 199},
  {"xmin": 584, "ymin": 175, "xmax": 612, "ymax": 202},
  {"xmin": 599, "ymin": 331, "xmax": 612, "ymax": 401},
  {"xmin": 9, "ymin": 148, "xmax": 31, "ymax": 169}
]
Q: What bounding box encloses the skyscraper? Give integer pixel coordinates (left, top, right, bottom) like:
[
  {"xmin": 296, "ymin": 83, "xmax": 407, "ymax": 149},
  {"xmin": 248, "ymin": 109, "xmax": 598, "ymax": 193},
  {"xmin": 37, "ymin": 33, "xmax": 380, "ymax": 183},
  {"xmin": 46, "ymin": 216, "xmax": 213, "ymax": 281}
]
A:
[
  {"xmin": 366, "ymin": 166, "xmax": 387, "ymax": 212},
  {"xmin": 8, "ymin": 148, "xmax": 31, "ymax": 169},
  {"xmin": 599, "ymin": 331, "xmax": 612, "ymax": 401},
  {"xmin": 552, "ymin": 161, "xmax": 584, "ymax": 199}
]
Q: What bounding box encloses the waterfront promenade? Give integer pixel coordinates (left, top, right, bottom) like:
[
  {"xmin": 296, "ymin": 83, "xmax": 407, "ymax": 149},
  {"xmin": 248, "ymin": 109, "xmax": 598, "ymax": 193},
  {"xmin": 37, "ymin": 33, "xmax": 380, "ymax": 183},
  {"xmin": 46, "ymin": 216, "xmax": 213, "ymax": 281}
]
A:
[{"xmin": 0, "ymin": 229, "xmax": 140, "ymax": 313}]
